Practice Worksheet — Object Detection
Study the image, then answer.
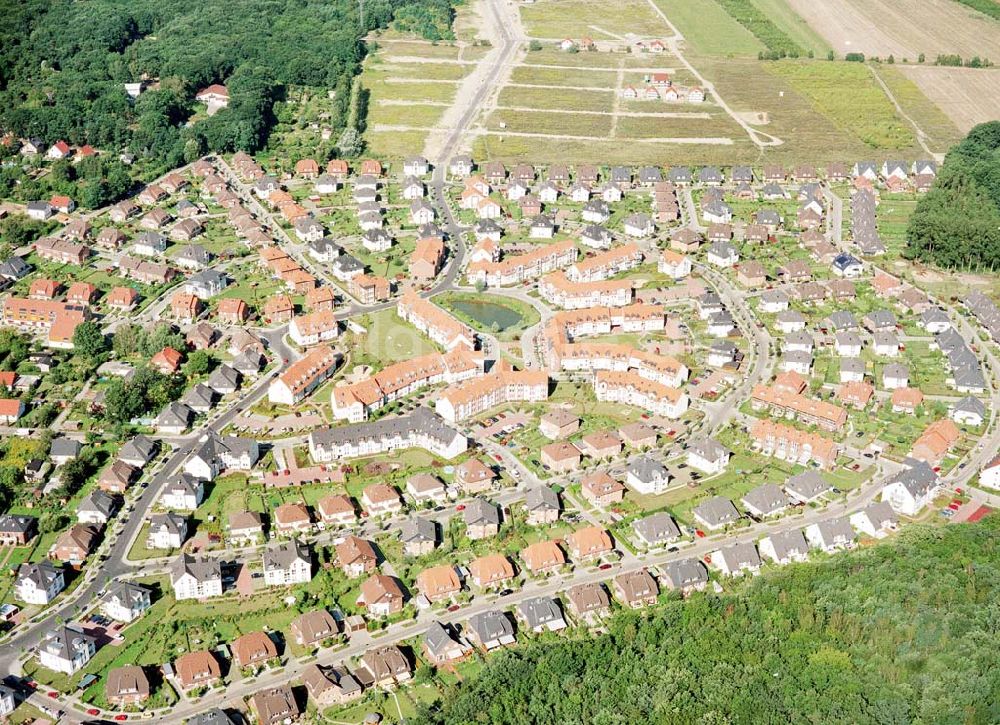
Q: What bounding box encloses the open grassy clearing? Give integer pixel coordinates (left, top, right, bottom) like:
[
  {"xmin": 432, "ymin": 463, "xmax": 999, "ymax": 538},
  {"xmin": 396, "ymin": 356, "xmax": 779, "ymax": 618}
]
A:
[
  {"xmin": 615, "ymin": 114, "xmax": 742, "ymax": 139},
  {"xmin": 373, "ymin": 39, "xmax": 468, "ymax": 60},
  {"xmin": 898, "ymin": 65, "xmax": 1000, "ymax": 133},
  {"xmin": 497, "ymin": 85, "xmax": 616, "ymax": 112},
  {"xmin": 870, "ymin": 65, "xmax": 964, "ymax": 151},
  {"xmin": 510, "ymin": 65, "xmax": 620, "ymax": 88},
  {"xmin": 618, "ymin": 100, "xmax": 713, "ymax": 114},
  {"xmin": 520, "ymin": 0, "xmax": 668, "ymax": 39},
  {"xmin": 364, "ymin": 62, "xmax": 471, "ymax": 82},
  {"xmin": 653, "ymin": 0, "xmax": 764, "ymax": 56},
  {"xmin": 784, "ymin": 0, "xmax": 1000, "ymax": 59},
  {"xmin": 748, "ymin": 0, "xmax": 832, "ymax": 56},
  {"xmin": 487, "ymin": 109, "xmax": 615, "ymax": 136},
  {"xmin": 366, "ymin": 130, "xmax": 433, "ymax": 158},
  {"xmin": 522, "ymin": 47, "xmax": 629, "ymax": 67},
  {"xmin": 368, "ymin": 103, "xmax": 447, "ymax": 128}
]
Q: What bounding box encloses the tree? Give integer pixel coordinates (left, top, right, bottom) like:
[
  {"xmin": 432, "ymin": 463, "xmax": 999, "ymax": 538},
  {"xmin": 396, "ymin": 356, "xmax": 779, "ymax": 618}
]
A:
[
  {"xmin": 72, "ymin": 320, "xmax": 107, "ymax": 358},
  {"xmin": 184, "ymin": 350, "xmax": 212, "ymax": 377},
  {"xmin": 336, "ymin": 127, "xmax": 364, "ymax": 158}
]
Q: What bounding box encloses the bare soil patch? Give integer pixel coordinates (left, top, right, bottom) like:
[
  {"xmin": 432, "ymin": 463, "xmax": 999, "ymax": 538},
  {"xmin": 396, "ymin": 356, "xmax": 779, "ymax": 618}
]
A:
[
  {"xmin": 786, "ymin": 0, "xmax": 1000, "ymax": 59},
  {"xmin": 899, "ymin": 66, "xmax": 1000, "ymax": 132}
]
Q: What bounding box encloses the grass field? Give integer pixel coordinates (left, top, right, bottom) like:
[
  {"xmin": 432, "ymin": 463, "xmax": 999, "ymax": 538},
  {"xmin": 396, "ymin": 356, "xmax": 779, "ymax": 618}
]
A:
[
  {"xmin": 520, "ymin": 0, "xmax": 667, "ymax": 39},
  {"xmin": 487, "ymin": 109, "xmax": 615, "ymax": 136},
  {"xmin": 497, "ymin": 85, "xmax": 616, "ymax": 113},
  {"xmin": 898, "ymin": 65, "xmax": 1000, "ymax": 133},
  {"xmin": 510, "ymin": 65, "xmax": 620, "ymax": 88},
  {"xmin": 615, "ymin": 114, "xmax": 743, "ymax": 139},
  {"xmin": 654, "ymin": 0, "xmax": 764, "ymax": 56}
]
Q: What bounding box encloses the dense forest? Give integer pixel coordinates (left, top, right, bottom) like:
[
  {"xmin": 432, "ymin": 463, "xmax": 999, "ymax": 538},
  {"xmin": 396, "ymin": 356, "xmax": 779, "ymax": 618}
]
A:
[
  {"xmin": 0, "ymin": 0, "xmax": 455, "ymax": 173},
  {"xmin": 418, "ymin": 518, "xmax": 1000, "ymax": 724},
  {"xmin": 905, "ymin": 121, "xmax": 1000, "ymax": 270}
]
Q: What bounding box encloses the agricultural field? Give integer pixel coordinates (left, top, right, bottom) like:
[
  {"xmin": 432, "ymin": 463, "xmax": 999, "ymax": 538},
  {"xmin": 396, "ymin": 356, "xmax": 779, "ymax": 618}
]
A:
[
  {"xmin": 784, "ymin": 0, "xmax": 1000, "ymax": 60},
  {"xmin": 899, "ymin": 66, "xmax": 1000, "ymax": 132}
]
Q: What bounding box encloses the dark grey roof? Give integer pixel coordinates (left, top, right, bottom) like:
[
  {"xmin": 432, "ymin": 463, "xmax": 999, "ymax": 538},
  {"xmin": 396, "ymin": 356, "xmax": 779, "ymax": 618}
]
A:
[
  {"xmin": 885, "ymin": 460, "xmax": 938, "ymax": 498},
  {"xmin": 718, "ymin": 541, "xmax": 761, "ymax": 571},
  {"xmin": 468, "ymin": 610, "xmax": 514, "ymax": 642},
  {"xmin": 121, "ymin": 435, "xmax": 158, "ymax": 464},
  {"xmin": 627, "ymin": 456, "xmax": 668, "ymax": 483},
  {"xmin": 263, "ymin": 539, "xmax": 311, "ymax": 571},
  {"xmin": 661, "ymin": 558, "xmax": 707, "ymax": 589},
  {"xmin": 150, "ymin": 512, "xmax": 187, "ymax": 537},
  {"xmin": 517, "ymin": 596, "xmax": 563, "ymax": 629},
  {"xmin": 840, "ymin": 357, "xmax": 865, "ymax": 375},
  {"xmin": 464, "ymin": 498, "xmax": 500, "ymax": 527},
  {"xmin": 632, "ymin": 512, "xmax": 680, "ymax": 544},
  {"xmin": 525, "ymin": 485, "xmax": 560, "ymax": 513},
  {"xmin": 423, "ymin": 621, "xmax": 466, "ymax": 657},
  {"xmin": 309, "ymin": 408, "xmax": 464, "ymax": 453},
  {"xmin": 155, "ymin": 401, "xmax": 193, "ymax": 427},
  {"xmin": 811, "ymin": 516, "xmax": 855, "ymax": 547},
  {"xmin": 784, "ymin": 471, "xmax": 832, "ymax": 501},
  {"xmin": 764, "ymin": 528, "xmax": 808, "ymax": 560},
  {"xmin": 187, "ymin": 709, "xmax": 238, "ymax": 725},
  {"xmin": 687, "ymin": 437, "xmax": 729, "ymax": 463},
  {"xmin": 692, "ymin": 497, "xmax": 740, "ymax": 527},
  {"xmin": 953, "ymin": 396, "xmax": 986, "ymax": 418},
  {"xmin": 827, "ymin": 310, "xmax": 857, "ymax": 331},
  {"xmin": 741, "ymin": 483, "xmax": 790, "ymax": 516},
  {"xmin": 79, "ymin": 490, "xmax": 117, "ymax": 518},
  {"xmin": 0, "ymin": 514, "xmax": 37, "ymax": 534},
  {"xmin": 50, "ymin": 437, "xmax": 82, "ymax": 459},
  {"xmin": 103, "ymin": 581, "xmax": 151, "ymax": 610},
  {"xmin": 399, "ymin": 517, "xmax": 437, "ymax": 545},
  {"xmin": 207, "ymin": 364, "xmax": 241, "ymax": 392},
  {"xmin": 883, "ymin": 363, "xmax": 910, "ymax": 381},
  {"xmin": 41, "ymin": 624, "xmax": 96, "ymax": 661}
]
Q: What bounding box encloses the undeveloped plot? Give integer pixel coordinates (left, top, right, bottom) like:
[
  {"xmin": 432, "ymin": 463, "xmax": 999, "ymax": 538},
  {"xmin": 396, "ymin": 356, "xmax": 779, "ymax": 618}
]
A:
[
  {"xmin": 472, "ymin": 133, "xmax": 758, "ymax": 165},
  {"xmin": 786, "ymin": 0, "xmax": 1000, "ymax": 60},
  {"xmin": 615, "ymin": 114, "xmax": 741, "ymax": 139},
  {"xmin": 497, "ymin": 85, "xmax": 615, "ymax": 113},
  {"xmin": 487, "ymin": 109, "xmax": 615, "ymax": 137},
  {"xmin": 510, "ymin": 65, "xmax": 619, "ymax": 88},
  {"xmin": 520, "ymin": 0, "xmax": 667, "ymax": 39},
  {"xmin": 899, "ymin": 66, "xmax": 1000, "ymax": 132}
]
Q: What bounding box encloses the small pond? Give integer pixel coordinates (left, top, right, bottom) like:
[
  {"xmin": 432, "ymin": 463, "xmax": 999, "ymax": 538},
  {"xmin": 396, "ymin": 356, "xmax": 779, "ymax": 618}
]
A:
[{"xmin": 449, "ymin": 299, "xmax": 524, "ymax": 331}]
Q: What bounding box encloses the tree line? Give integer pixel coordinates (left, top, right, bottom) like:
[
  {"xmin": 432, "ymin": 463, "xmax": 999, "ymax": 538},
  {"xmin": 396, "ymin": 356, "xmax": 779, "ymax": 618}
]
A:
[
  {"xmin": 905, "ymin": 121, "xmax": 1000, "ymax": 271},
  {"xmin": 415, "ymin": 517, "xmax": 1000, "ymax": 723},
  {"xmin": 0, "ymin": 0, "xmax": 456, "ymax": 177}
]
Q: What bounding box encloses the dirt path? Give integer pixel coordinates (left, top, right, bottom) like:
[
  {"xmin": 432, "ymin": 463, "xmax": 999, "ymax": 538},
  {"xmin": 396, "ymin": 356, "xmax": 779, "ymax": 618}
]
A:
[
  {"xmin": 868, "ymin": 65, "xmax": 942, "ymax": 161},
  {"xmin": 421, "ymin": 0, "xmax": 526, "ymax": 160}
]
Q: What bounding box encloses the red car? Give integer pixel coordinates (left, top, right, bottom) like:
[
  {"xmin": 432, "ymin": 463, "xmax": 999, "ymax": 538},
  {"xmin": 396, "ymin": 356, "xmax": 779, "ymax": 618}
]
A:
[
  {"xmin": 87, "ymin": 709, "xmax": 101, "ymax": 717},
  {"xmin": 455, "ymin": 504, "xmax": 466, "ymax": 512},
  {"xmin": 46, "ymin": 691, "xmax": 59, "ymax": 699},
  {"xmin": 494, "ymin": 454, "xmax": 503, "ymax": 463},
  {"xmin": 598, "ymin": 563, "xmax": 612, "ymax": 571},
  {"xmin": 114, "ymin": 716, "xmax": 129, "ymax": 722},
  {"xmin": 695, "ymin": 529, "xmax": 706, "ymax": 538},
  {"xmin": 447, "ymin": 604, "xmax": 461, "ymax": 613},
  {"xmin": 948, "ymin": 503, "xmax": 961, "ymax": 511}
]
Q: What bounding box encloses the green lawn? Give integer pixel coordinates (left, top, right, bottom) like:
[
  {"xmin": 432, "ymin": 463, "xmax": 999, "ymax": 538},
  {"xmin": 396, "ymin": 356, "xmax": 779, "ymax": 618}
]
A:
[
  {"xmin": 347, "ymin": 308, "xmax": 441, "ymax": 370},
  {"xmin": 653, "ymin": 0, "xmax": 764, "ymax": 56}
]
